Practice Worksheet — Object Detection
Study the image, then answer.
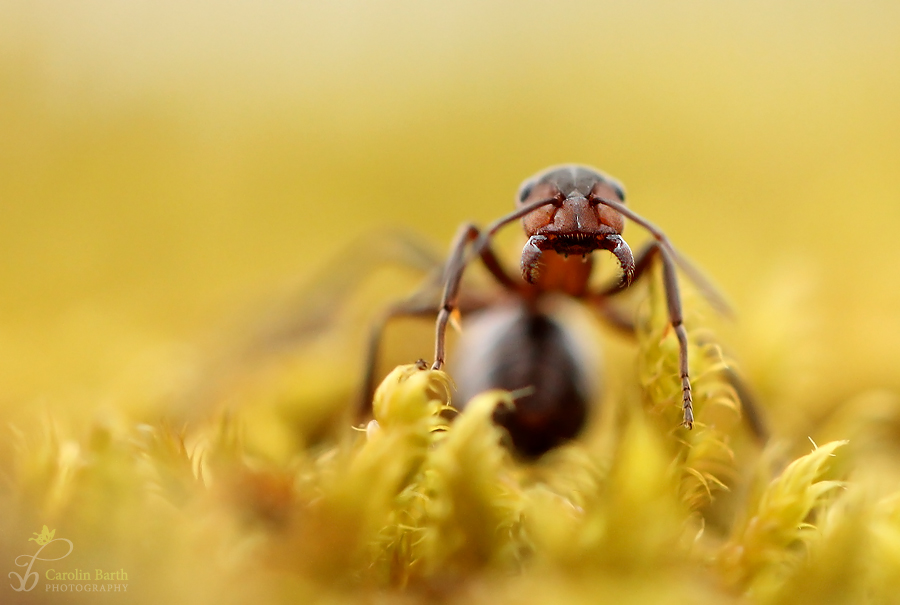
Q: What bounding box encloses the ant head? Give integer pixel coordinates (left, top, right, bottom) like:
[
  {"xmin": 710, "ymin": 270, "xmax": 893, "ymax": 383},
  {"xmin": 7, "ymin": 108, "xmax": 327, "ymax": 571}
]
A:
[
  {"xmin": 516, "ymin": 165, "xmax": 634, "ymax": 285},
  {"xmin": 516, "ymin": 165, "xmax": 627, "ymax": 240}
]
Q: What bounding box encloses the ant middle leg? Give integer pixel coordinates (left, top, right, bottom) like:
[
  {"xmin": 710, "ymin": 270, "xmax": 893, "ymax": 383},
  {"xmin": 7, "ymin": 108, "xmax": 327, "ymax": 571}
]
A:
[
  {"xmin": 359, "ymin": 297, "xmax": 442, "ymax": 420},
  {"xmin": 360, "ymin": 282, "xmax": 495, "ymax": 420}
]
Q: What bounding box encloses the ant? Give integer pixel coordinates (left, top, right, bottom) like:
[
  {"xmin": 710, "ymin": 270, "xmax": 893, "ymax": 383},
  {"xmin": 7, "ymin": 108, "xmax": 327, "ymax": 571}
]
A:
[{"xmin": 363, "ymin": 164, "xmax": 759, "ymax": 458}]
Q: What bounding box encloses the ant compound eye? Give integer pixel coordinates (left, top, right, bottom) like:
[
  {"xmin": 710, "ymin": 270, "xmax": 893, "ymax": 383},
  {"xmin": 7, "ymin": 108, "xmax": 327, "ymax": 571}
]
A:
[
  {"xmin": 613, "ymin": 184, "xmax": 625, "ymax": 202},
  {"xmin": 518, "ymin": 182, "xmax": 534, "ymax": 203}
]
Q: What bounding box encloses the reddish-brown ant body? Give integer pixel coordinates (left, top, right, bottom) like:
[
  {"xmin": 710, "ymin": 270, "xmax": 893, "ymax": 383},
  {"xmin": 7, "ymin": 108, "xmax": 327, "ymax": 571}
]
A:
[{"xmin": 364, "ymin": 164, "xmax": 747, "ymax": 458}]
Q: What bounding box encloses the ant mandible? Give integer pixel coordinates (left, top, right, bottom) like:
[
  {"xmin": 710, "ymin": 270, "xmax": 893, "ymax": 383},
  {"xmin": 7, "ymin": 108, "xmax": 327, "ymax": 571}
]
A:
[{"xmin": 365, "ymin": 164, "xmax": 734, "ymax": 458}]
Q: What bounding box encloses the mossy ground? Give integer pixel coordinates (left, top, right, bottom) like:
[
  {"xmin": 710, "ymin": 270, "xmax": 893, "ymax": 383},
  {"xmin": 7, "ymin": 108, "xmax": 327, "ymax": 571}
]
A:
[{"xmin": 2, "ymin": 276, "xmax": 897, "ymax": 605}]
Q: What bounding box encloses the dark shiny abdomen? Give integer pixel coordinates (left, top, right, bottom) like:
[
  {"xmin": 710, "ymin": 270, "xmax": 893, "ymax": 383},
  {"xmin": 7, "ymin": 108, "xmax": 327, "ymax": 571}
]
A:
[{"xmin": 451, "ymin": 301, "xmax": 595, "ymax": 458}]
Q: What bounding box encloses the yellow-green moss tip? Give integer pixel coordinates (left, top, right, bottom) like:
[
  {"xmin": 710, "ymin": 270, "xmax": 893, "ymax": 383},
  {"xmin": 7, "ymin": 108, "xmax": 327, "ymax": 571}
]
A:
[{"xmin": 5, "ymin": 337, "xmax": 900, "ymax": 604}]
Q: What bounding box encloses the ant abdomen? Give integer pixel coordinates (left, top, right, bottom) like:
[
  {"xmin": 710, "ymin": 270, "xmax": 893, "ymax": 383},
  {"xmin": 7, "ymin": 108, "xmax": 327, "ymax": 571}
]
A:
[{"xmin": 451, "ymin": 301, "xmax": 599, "ymax": 458}]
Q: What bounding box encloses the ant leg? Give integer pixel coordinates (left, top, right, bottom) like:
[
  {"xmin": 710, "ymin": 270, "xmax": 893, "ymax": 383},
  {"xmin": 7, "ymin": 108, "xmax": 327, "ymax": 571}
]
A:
[
  {"xmin": 657, "ymin": 248, "xmax": 766, "ymax": 439},
  {"xmin": 244, "ymin": 228, "xmax": 445, "ymax": 357},
  {"xmin": 590, "ymin": 297, "xmax": 640, "ymax": 335},
  {"xmin": 588, "ymin": 241, "xmax": 693, "ymax": 427},
  {"xmin": 432, "ymin": 223, "xmax": 524, "ymax": 370},
  {"xmin": 588, "ymin": 243, "xmax": 768, "ymax": 441},
  {"xmin": 594, "ymin": 197, "xmax": 732, "ymax": 316},
  {"xmin": 647, "ymin": 242, "xmax": 694, "ymax": 429},
  {"xmin": 586, "ymin": 241, "xmax": 662, "ymax": 332},
  {"xmin": 432, "ymin": 196, "xmax": 560, "ymax": 370},
  {"xmin": 360, "ymin": 285, "xmax": 495, "ymax": 418},
  {"xmin": 719, "ymin": 366, "xmax": 769, "ymax": 444},
  {"xmin": 174, "ymin": 229, "xmax": 446, "ymax": 415},
  {"xmin": 358, "ymin": 298, "xmax": 442, "ymax": 420}
]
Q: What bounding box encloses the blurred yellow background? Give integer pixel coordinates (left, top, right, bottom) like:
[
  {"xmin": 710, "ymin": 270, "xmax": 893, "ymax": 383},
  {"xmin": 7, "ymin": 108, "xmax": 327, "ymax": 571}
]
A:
[{"xmin": 1, "ymin": 0, "xmax": 898, "ymax": 426}]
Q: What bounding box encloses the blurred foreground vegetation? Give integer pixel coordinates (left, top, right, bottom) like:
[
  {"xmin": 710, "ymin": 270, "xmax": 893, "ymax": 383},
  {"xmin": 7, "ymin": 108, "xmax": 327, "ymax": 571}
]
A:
[{"xmin": 3, "ymin": 281, "xmax": 900, "ymax": 605}]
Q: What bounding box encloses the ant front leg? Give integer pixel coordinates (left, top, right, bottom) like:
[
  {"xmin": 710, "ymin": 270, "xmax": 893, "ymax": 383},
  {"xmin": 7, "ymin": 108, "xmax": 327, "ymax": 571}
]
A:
[
  {"xmin": 595, "ymin": 241, "xmax": 695, "ymax": 429},
  {"xmin": 432, "ymin": 223, "xmax": 522, "ymax": 370},
  {"xmin": 432, "ymin": 197, "xmax": 559, "ymax": 370},
  {"xmin": 649, "ymin": 243, "xmax": 694, "ymax": 429},
  {"xmin": 591, "ymin": 245, "xmax": 769, "ymax": 442}
]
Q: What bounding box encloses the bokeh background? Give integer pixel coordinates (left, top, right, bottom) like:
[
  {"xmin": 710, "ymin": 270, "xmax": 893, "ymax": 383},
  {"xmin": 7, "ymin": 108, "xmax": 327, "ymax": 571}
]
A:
[{"xmin": 2, "ymin": 1, "xmax": 899, "ymax": 438}]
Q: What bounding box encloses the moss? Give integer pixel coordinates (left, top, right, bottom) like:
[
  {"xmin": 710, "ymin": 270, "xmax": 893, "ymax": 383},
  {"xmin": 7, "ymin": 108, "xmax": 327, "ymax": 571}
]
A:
[{"xmin": 1, "ymin": 293, "xmax": 897, "ymax": 605}]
